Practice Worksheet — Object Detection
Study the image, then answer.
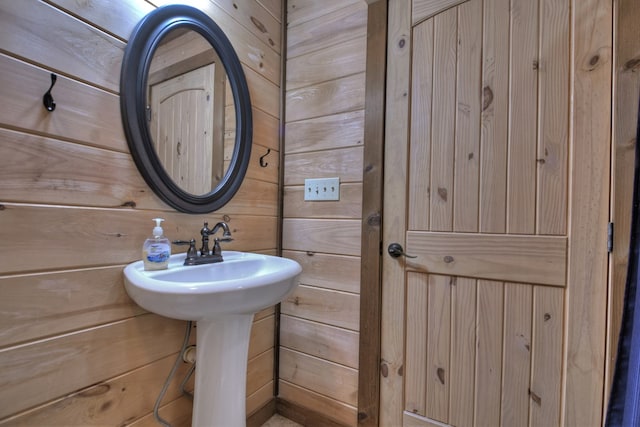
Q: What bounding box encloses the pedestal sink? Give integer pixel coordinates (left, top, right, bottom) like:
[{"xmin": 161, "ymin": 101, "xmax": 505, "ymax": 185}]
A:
[{"xmin": 123, "ymin": 252, "xmax": 301, "ymax": 426}]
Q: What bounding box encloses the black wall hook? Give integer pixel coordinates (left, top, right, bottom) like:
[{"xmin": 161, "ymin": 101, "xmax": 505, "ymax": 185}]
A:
[
  {"xmin": 259, "ymin": 148, "xmax": 271, "ymax": 167},
  {"xmin": 43, "ymin": 73, "xmax": 57, "ymax": 112}
]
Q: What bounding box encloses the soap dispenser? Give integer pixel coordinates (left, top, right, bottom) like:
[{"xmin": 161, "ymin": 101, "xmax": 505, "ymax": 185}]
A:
[{"xmin": 142, "ymin": 218, "xmax": 171, "ymax": 271}]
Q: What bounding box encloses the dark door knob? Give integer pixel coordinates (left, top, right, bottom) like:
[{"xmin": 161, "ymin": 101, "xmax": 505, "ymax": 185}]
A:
[{"xmin": 387, "ymin": 243, "xmax": 417, "ymax": 258}]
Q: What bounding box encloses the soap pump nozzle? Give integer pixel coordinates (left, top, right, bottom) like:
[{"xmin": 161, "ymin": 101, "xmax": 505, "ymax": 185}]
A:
[{"xmin": 152, "ymin": 218, "xmax": 165, "ymax": 238}]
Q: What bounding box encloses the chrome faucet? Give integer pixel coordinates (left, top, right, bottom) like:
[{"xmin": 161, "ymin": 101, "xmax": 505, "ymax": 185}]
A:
[{"xmin": 173, "ymin": 221, "xmax": 233, "ymax": 266}]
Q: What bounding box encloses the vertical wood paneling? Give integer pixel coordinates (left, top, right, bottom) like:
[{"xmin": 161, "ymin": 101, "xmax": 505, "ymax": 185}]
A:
[
  {"xmin": 479, "ymin": 0, "xmax": 509, "ymax": 233},
  {"xmin": 530, "ymin": 286, "xmax": 563, "ymax": 426},
  {"xmin": 430, "ymin": 9, "xmax": 457, "ymax": 231},
  {"xmin": 474, "ymin": 280, "xmax": 503, "ymax": 426},
  {"xmin": 508, "ymin": 0, "xmax": 539, "ymax": 234},
  {"xmin": 409, "ymin": 18, "xmax": 434, "ymax": 232},
  {"xmin": 536, "ymin": 0, "xmax": 569, "ymax": 235},
  {"xmin": 453, "ymin": 0, "xmax": 482, "ymax": 233},
  {"xmin": 501, "ymin": 283, "xmax": 533, "ymax": 426},
  {"xmin": 449, "ymin": 277, "xmax": 476, "ymax": 427},
  {"xmin": 405, "ymin": 273, "xmax": 428, "ymax": 415},
  {"xmin": 425, "ymin": 275, "xmax": 451, "ymax": 423}
]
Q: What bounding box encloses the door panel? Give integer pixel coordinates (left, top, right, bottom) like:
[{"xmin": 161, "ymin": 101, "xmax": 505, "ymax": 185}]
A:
[{"xmin": 381, "ymin": 0, "xmax": 610, "ymax": 425}]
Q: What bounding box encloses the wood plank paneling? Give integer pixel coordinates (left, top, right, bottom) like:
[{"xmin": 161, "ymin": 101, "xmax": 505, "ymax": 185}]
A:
[
  {"xmin": 0, "ymin": 353, "xmax": 193, "ymax": 426},
  {"xmin": 479, "ymin": 0, "xmax": 509, "ymax": 234},
  {"xmin": 412, "ymin": 0, "xmax": 468, "ymax": 25},
  {"xmin": 281, "ymin": 250, "xmax": 361, "ymax": 294},
  {"xmin": 287, "ymin": 2, "xmax": 367, "ymax": 59},
  {"xmin": 285, "ymin": 110, "xmax": 364, "ymax": 154},
  {"xmin": 285, "ymin": 73, "xmax": 365, "ymax": 123},
  {"xmin": 406, "ymin": 232, "xmax": 567, "ymax": 286},
  {"xmin": 286, "ymin": 36, "xmax": 366, "ymax": 90},
  {"xmin": 281, "ymin": 285, "xmax": 360, "ymax": 331},
  {"xmin": 429, "ymin": 9, "xmax": 457, "ymax": 232},
  {"xmin": 278, "ymin": 381, "xmax": 358, "ymax": 426},
  {"xmin": 282, "ymin": 219, "xmax": 361, "ymax": 257},
  {"xmin": 0, "ymin": 0, "xmax": 283, "ymax": 423},
  {"xmin": 287, "ymin": 0, "xmax": 362, "ymax": 28},
  {"xmin": 0, "ymin": 314, "xmax": 186, "ymax": 419},
  {"xmin": 405, "ymin": 273, "xmax": 428, "ymax": 415},
  {"xmin": 453, "ymin": 0, "xmax": 482, "ymax": 233},
  {"xmin": 0, "ymin": 54, "xmax": 125, "ymax": 152},
  {"xmin": 280, "ymin": 315, "xmax": 359, "ymax": 368},
  {"xmin": 47, "ymin": 0, "xmax": 152, "ymax": 41},
  {"xmin": 0, "ymin": 205, "xmax": 278, "ymax": 274},
  {"xmin": 507, "ymin": 0, "xmax": 538, "ymax": 234},
  {"xmin": 0, "ymin": 0, "xmax": 124, "ymax": 92},
  {"xmin": 279, "ymin": 348, "xmax": 358, "ymax": 406},
  {"xmin": 0, "ymin": 266, "xmax": 142, "ymax": 348},
  {"xmin": 284, "ymin": 146, "xmax": 364, "ymax": 185}
]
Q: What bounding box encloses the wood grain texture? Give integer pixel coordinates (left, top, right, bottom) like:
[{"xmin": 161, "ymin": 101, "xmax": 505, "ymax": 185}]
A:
[
  {"xmin": 281, "ymin": 285, "xmax": 360, "ymax": 331},
  {"xmin": 47, "ymin": 0, "xmax": 152, "ymax": 41},
  {"xmin": 405, "ymin": 272, "xmax": 429, "ymax": 416},
  {"xmin": 286, "ymin": 2, "xmax": 367, "ymax": 59},
  {"xmin": 282, "ymin": 219, "xmax": 361, "ymax": 257},
  {"xmin": 0, "ymin": 0, "xmax": 124, "ymax": 92},
  {"xmin": 412, "ymin": 0, "xmax": 469, "ymax": 25},
  {"xmin": 507, "ymin": 0, "xmax": 538, "ymax": 234},
  {"xmin": 280, "ymin": 315, "xmax": 359, "ymax": 368},
  {"xmin": 277, "ymin": 381, "xmax": 358, "ymax": 427},
  {"xmin": 0, "ymin": 266, "xmax": 142, "ymax": 348},
  {"xmin": 279, "ymin": 348, "xmax": 358, "ymax": 406},
  {"xmin": 281, "ymin": 250, "xmax": 361, "ymax": 294},
  {"xmin": 287, "ymin": 0, "xmax": 362, "ymax": 28},
  {"xmin": 284, "ymin": 146, "xmax": 364, "ymax": 185},
  {"xmin": 406, "ymin": 232, "xmax": 567, "ymax": 286},
  {"xmin": 453, "ymin": 0, "xmax": 482, "ymax": 233},
  {"xmin": 0, "ymin": 353, "xmax": 193, "ymax": 426},
  {"xmin": 0, "ymin": 54, "xmax": 126, "ymax": 152},
  {"xmin": 0, "ymin": 0, "xmax": 282, "ymax": 422},
  {"xmin": 286, "ymin": 36, "xmax": 366, "ymax": 91},
  {"xmin": 564, "ymin": 0, "xmax": 612, "ymax": 424},
  {"xmin": 379, "ymin": 0, "xmax": 412, "ymax": 423},
  {"xmin": 285, "ymin": 73, "xmax": 365, "ymax": 123},
  {"xmin": 285, "ymin": 110, "xmax": 364, "ymax": 154},
  {"xmin": 429, "ymin": 8, "xmax": 457, "ymax": 232},
  {"xmin": 0, "ymin": 314, "xmax": 187, "ymax": 419},
  {"xmin": 479, "ymin": 0, "xmax": 508, "ymax": 234}
]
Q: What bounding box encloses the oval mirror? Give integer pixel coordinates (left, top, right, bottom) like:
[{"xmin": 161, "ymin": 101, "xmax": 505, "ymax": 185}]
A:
[{"xmin": 121, "ymin": 5, "xmax": 252, "ymax": 213}]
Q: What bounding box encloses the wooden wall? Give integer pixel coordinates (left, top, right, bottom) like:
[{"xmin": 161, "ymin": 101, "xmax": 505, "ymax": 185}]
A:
[
  {"xmin": 280, "ymin": 1, "xmax": 368, "ymax": 425},
  {"xmin": 0, "ymin": 0, "xmax": 282, "ymax": 425}
]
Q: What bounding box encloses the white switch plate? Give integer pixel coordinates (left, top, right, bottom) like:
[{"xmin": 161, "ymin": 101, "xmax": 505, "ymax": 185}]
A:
[{"xmin": 304, "ymin": 177, "xmax": 340, "ymax": 201}]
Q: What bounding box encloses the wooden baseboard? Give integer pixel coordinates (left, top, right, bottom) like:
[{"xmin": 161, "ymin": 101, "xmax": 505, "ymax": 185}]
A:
[
  {"xmin": 276, "ymin": 398, "xmax": 349, "ymax": 427},
  {"xmin": 248, "ymin": 398, "xmax": 277, "ymax": 427}
]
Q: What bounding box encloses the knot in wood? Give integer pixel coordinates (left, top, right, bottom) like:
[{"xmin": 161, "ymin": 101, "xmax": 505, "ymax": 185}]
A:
[{"xmin": 444, "ymin": 255, "xmax": 454, "ymax": 264}]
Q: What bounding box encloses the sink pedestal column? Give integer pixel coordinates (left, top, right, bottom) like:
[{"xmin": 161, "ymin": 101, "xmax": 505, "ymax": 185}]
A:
[{"xmin": 193, "ymin": 314, "xmax": 253, "ymax": 427}]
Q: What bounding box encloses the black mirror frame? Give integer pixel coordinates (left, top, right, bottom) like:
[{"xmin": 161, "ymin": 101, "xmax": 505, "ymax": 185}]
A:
[{"xmin": 120, "ymin": 5, "xmax": 252, "ymax": 214}]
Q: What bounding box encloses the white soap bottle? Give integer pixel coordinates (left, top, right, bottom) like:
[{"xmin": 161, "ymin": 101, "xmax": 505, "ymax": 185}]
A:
[{"xmin": 142, "ymin": 218, "xmax": 171, "ymax": 271}]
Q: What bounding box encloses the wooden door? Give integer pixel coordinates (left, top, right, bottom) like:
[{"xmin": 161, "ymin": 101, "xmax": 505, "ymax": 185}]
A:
[
  {"xmin": 381, "ymin": 0, "xmax": 613, "ymax": 426},
  {"xmin": 149, "ymin": 63, "xmax": 223, "ymax": 195}
]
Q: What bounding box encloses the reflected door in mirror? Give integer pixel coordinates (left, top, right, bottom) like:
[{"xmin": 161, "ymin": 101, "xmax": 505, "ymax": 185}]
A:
[{"xmin": 149, "ymin": 65, "xmax": 223, "ymax": 195}]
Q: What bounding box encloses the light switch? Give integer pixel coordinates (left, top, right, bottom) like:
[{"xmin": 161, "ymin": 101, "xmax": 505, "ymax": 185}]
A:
[{"xmin": 304, "ymin": 177, "xmax": 340, "ymax": 201}]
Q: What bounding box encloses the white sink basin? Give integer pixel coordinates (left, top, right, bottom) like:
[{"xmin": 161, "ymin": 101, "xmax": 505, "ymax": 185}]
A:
[
  {"xmin": 123, "ymin": 251, "xmax": 301, "ymax": 320},
  {"xmin": 123, "ymin": 251, "xmax": 301, "ymax": 427}
]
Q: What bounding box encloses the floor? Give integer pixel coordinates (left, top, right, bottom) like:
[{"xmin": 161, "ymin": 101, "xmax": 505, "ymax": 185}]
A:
[{"xmin": 261, "ymin": 414, "xmax": 303, "ymax": 427}]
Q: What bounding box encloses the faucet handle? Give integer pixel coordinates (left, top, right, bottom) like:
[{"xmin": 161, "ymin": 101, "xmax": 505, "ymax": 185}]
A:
[{"xmin": 172, "ymin": 239, "xmax": 197, "ymax": 259}]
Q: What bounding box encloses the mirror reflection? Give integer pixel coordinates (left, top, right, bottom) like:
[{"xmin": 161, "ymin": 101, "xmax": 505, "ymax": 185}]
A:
[{"xmin": 147, "ymin": 29, "xmax": 235, "ymax": 196}]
